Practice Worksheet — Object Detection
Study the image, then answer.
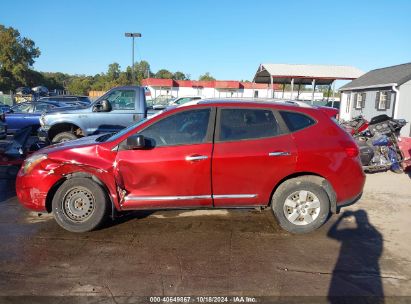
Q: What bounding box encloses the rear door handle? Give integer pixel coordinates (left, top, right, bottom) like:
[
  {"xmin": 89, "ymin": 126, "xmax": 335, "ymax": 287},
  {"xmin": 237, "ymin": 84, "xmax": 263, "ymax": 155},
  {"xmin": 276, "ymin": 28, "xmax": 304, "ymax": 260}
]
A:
[
  {"xmin": 269, "ymin": 151, "xmax": 291, "ymax": 157},
  {"xmin": 185, "ymin": 155, "xmax": 208, "ymax": 161}
]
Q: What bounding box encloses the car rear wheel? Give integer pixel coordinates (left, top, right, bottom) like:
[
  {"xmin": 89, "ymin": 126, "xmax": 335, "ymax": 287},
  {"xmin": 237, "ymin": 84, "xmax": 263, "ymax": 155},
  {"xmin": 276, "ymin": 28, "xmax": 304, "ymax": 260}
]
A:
[
  {"xmin": 271, "ymin": 176, "xmax": 330, "ymax": 234},
  {"xmin": 52, "ymin": 131, "xmax": 78, "ymax": 143},
  {"xmin": 52, "ymin": 177, "xmax": 108, "ymax": 233}
]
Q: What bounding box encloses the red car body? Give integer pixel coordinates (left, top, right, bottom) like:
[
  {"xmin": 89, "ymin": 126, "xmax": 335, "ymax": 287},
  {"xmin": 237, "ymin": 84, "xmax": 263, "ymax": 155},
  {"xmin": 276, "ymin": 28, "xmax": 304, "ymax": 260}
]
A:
[{"xmin": 16, "ymin": 101, "xmax": 365, "ymax": 225}]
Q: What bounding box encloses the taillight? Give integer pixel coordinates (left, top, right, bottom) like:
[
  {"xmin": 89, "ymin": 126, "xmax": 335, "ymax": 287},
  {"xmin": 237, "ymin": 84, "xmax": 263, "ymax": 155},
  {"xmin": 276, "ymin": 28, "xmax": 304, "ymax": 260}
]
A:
[
  {"xmin": 341, "ymin": 140, "xmax": 359, "ymax": 157},
  {"xmin": 345, "ymin": 146, "xmax": 359, "ymax": 157}
]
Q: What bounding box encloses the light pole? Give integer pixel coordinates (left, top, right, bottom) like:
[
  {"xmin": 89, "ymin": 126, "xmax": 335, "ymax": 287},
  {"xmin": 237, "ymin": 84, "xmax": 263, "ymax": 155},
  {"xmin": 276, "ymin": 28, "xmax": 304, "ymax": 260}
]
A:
[{"xmin": 124, "ymin": 32, "xmax": 142, "ymax": 84}]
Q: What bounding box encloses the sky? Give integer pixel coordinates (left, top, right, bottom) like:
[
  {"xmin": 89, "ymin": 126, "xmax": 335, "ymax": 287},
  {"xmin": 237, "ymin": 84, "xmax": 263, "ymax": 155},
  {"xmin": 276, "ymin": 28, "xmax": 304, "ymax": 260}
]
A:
[{"xmin": 1, "ymin": 0, "xmax": 410, "ymax": 83}]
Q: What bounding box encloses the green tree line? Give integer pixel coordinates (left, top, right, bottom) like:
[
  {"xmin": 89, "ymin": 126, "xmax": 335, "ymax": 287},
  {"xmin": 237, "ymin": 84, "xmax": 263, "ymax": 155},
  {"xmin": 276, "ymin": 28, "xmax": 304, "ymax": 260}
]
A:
[{"xmin": 0, "ymin": 24, "xmax": 216, "ymax": 95}]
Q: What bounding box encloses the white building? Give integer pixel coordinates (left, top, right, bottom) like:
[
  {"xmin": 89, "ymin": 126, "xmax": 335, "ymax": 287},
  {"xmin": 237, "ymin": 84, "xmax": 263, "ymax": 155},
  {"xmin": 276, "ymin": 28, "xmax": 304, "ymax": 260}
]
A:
[{"xmin": 339, "ymin": 62, "xmax": 411, "ymax": 137}]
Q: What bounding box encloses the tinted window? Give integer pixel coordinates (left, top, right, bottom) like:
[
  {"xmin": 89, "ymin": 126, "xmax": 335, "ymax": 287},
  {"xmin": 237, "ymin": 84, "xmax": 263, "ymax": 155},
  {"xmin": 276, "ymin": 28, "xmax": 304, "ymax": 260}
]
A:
[
  {"xmin": 219, "ymin": 108, "xmax": 280, "ymax": 141},
  {"xmin": 12, "ymin": 103, "xmax": 32, "ymax": 113},
  {"xmin": 139, "ymin": 109, "xmax": 210, "ymax": 147},
  {"xmin": 280, "ymin": 111, "xmax": 315, "ymax": 132},
  {"xmin": 34, "ymin": 103, "xmax": 56, "ymax": 113},
  {"xmin": 106, "ymin": 90, "xmax": 136, "ymax": 110}
]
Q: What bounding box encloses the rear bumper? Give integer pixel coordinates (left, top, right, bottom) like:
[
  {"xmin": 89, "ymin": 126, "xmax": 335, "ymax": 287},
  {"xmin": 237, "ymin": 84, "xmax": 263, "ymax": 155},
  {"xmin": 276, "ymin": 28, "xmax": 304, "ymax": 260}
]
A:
[{"xmin": 336, "ymin": 192, "xmax": 363, "ymax": 213}]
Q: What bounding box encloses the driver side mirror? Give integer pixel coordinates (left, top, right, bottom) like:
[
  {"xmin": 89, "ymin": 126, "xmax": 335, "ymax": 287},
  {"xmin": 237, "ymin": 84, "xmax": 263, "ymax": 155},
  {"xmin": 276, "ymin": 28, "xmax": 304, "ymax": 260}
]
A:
[
  {"xmin": 126, "ymin": 134, "xmax": 145, "ymax": 149},
  {"xmin": 93, "ymin": 99, "xmax": 112, "ymax": 112}
]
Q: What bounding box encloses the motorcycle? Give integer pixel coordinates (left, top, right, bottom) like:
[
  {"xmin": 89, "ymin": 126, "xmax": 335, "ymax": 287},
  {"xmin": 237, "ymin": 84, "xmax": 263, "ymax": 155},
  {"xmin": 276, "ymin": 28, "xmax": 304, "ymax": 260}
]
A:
[
  {"xmin": 351, "ymin": 114, "xmax": 407, "ymax": 173},
  {"xmin": 340, "ymin": 115, "xmax": 369, "ymax": 136}
]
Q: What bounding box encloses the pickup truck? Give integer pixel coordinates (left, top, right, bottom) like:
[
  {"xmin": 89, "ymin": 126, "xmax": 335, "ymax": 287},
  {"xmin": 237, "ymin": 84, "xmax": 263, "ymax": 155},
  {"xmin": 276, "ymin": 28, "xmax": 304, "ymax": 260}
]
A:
[{"xmin": 38, "ymin": 86, "xmax": 147, "ymax": 143}]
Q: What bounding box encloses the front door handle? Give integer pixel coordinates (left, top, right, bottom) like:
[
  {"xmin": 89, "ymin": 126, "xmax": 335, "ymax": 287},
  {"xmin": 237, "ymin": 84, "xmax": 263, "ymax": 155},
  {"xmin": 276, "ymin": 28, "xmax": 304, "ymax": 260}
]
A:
[
  {"xmin": 185, "ymin": 155, "xmax": 208, "ymax": 161},
  {"xmin": 269, "ymin": 151, "xmax": 291, "ymax": 157}
]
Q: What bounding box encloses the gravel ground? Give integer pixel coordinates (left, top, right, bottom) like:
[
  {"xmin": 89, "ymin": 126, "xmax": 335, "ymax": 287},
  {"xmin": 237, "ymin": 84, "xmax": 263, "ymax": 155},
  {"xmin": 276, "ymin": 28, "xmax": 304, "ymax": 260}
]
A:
[{"xmin": 0, "ymin": 171, "xmax": 410, "ymax": 302}]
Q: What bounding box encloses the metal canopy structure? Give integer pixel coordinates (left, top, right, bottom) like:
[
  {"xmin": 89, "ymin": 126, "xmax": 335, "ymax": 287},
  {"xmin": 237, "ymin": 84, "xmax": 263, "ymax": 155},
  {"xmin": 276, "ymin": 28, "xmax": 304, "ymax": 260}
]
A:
[{"xmin": 253, "ymin": 63, "xmax": 364, "ymax": 102}]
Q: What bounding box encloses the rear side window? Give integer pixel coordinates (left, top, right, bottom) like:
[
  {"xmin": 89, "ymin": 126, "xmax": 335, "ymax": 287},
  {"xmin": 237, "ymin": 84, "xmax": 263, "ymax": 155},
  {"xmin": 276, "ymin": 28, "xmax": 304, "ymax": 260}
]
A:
[
  {"xmin": 280, "ymin": 111, "xmax": 315, "ymax": 132},
  {"xmin": 219, "ymin": 108, "xmax": 280, "ymax": 141}
]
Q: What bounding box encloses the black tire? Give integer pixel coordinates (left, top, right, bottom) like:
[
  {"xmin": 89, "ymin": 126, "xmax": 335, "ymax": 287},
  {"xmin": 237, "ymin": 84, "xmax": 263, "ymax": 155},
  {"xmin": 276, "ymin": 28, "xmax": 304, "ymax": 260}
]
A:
[
  {"xmin": 52, "ymin": 177, "xmax": 109, "ymax": 233},
  {"xmin": 271, "ymin": 176, "xmax": 330, "ymax": 234},
  {"xmin": 52, "ymin": 131, "xmax": 78, "ymax": 143}
]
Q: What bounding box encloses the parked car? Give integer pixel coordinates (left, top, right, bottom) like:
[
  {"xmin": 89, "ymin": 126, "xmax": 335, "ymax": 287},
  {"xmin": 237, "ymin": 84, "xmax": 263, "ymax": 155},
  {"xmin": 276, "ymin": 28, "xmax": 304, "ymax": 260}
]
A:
[
  {"xmin": 149, "ymin": 95, "xmax": 175, "ymax": 110},
  {"xmin": 16, "ymin": 99, "xmax": 365, "ymax": 233},
  {"xmin": 38, "ymin": 86, "xmax": 147, "ymax": 143},
  {"xmin": 168, "ymin": 96, "xmax": 203, "ymax": 106},
  {"xmin": 38, "ymin": 95, "xmax": 91, "ymax": 107},
  {"xmin": 0, "ymin": 102, "xmax": 11, "ymax": 113},
  {"xmin": 15, "ymin": 87, "xmax": 33, "ymax": 95},
  {"xmin": 32, "ymin": 86, "xmax": 49, "ymax": 97},
  {"xmin": 5, "ymin": 101, "xmax": 69, "ymax": 134},
  {"xmin": 325, "ymin": 100, "xmax": 340, "ymax": 109},
  {"xmin": 0, "ymin": 117, "xmax": 6, "ymax": 139}
]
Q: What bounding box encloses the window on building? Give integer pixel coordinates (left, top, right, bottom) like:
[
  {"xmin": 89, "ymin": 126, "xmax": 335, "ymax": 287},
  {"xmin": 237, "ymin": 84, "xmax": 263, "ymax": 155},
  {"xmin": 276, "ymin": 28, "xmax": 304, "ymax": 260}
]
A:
[
  {"xmin": 346, "ymin": 93, "xmax": 351, "ymax": 113},
  {"xmin": 376, "ymin": 91, "xmax": 391, "ymax": 111},
  {"xmin": 354, "ymin": 93, "xmax": 366, "ymax": 109}
]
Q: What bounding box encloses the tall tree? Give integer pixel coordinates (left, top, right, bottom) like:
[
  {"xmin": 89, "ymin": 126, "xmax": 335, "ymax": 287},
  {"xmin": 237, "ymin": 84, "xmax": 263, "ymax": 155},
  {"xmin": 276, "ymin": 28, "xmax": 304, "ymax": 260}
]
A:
[
  {"xmin": 107, "ymin": 62, "xmax": 121, "ymax": 81},
  {"xmin": 133, "ymin": 60, "xmax": 152, "ymax": 83},
  {"xmin": 155, "ymin": 69, "xmax": 173, "ymax": 79},
  {"xmin": 0, "ymin": 24, "xmax": 41, "ymax": 91},
  {"xmin": 173, "ymin": 71, "xmax": 188, "ymax": 80},
  {"xmin": 198, "ymin": 72, "xmax": 215, "ymax": 81}
]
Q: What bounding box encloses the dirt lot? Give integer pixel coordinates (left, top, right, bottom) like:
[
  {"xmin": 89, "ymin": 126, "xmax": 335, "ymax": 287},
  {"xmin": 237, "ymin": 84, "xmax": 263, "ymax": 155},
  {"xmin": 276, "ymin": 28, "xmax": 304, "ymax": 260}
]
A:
[{"xmin": 0, "ymin": 172, "xmax": 410, "ymax": 302}]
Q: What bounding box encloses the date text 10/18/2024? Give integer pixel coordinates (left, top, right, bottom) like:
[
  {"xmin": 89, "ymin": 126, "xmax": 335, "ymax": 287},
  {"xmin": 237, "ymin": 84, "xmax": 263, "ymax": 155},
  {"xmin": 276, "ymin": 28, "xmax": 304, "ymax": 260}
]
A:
[{"xmin": 149, "ymin": 296, "xmax": 258, "ymax": 303}]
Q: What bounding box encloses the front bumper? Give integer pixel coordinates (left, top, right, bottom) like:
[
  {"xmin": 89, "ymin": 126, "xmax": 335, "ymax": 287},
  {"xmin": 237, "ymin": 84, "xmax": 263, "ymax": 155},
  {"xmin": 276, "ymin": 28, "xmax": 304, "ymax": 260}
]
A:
[
  {"xmin": 37, "ymin": 128, "xmax": 49, "ymax": 142},
  {"xmin": 16, "ymin": 168, "xmax": 61, "ymax": 212}
]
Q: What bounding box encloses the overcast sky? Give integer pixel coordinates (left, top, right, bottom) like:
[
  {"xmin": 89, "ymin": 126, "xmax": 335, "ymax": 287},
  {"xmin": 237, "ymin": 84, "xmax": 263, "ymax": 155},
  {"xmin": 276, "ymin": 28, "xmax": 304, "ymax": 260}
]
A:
[{"xmin": 1, "ymin": 0, "xmax": 410, "ymax": 83}]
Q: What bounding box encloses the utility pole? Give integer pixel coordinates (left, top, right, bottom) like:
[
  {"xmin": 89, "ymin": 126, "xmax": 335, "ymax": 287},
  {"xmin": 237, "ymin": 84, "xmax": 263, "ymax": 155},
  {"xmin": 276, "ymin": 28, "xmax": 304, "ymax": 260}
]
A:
[{"xmin": 124, "ymin": 32, "xmax": 142, "ymax": 84}]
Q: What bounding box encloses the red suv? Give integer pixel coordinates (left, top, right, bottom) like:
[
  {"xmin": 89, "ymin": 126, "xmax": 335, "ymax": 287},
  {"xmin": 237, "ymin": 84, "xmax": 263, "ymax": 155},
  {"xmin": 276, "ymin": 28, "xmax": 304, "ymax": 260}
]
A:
[{"xmin": 16, "ymin": 100, "xmax": 365, "ymax": 233}]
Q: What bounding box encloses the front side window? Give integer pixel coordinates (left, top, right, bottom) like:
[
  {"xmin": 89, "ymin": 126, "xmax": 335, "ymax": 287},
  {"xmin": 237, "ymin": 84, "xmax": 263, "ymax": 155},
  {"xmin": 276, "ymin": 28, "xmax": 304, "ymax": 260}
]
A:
[
  {"xmin": 106, "ymin": 90, "xmax": 136, "ymax": 110},
  {"xmin": 218, "ymin": 108, "xmax": 280, "ymax": 141},
  {"xmin": 139, "ymin": 109, "xmax": 211, "ymax": 147},
  {"xmin": 12, "ymin": 103, "xmax": 32, "ymax": 113},
  {"xmin": 34, "ymin": 103, "xmax": 55, "ymax": 113},
  {"xmin": 280, "ymin": 111, "xmax": 315, "ymax": 132}
]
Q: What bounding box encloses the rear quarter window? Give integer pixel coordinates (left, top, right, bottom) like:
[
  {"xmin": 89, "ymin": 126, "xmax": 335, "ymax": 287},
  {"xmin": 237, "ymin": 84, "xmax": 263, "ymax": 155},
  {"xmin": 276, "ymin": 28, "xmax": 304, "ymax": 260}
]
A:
[{"xmin": 280, "ymin": 111, "xmax": 315, "ymax": 132}]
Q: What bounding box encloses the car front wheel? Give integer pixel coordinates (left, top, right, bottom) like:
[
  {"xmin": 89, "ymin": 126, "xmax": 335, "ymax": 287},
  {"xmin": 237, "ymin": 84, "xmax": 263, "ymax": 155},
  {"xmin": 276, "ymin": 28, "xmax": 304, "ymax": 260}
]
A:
[
  {"xmin": 52, "ymin": 177, "xmax": 108, "ymax": 233},
  {"xmin": 52, "ymin": 131, "xmax": 78, "ymax": 143},
  {"xmin": 271, "ymin": 176, "xmax": 330, "ymax": 234}
]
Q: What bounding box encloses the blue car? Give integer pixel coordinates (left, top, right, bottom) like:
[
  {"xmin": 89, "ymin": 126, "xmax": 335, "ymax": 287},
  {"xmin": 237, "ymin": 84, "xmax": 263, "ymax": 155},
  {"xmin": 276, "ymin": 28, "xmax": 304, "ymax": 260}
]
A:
[
  {"xmin": 5, "ymin": 101, "xmax": 69, "ymax": 134},
  {"xmin": 0, "ymin": 120, "xmax": 6, "ymax": 139},
  {"xmin": 0, "ymin": 102, "xmax": 11, "ymax": 113}
]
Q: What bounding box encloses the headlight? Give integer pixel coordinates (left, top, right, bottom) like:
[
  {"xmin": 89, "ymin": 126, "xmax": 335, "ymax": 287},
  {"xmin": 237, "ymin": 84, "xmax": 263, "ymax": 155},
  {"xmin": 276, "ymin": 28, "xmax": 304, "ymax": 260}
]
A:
[
  {"xmin": 40, "ymin": 114, "xmax": 46, "ymax": 127},
  {"xmin": 21, "ymin": 154, "xmax": 48, "ymax": 175}
]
